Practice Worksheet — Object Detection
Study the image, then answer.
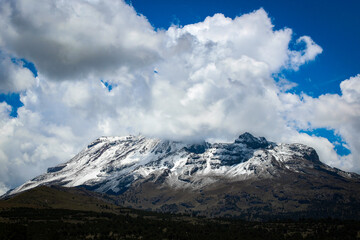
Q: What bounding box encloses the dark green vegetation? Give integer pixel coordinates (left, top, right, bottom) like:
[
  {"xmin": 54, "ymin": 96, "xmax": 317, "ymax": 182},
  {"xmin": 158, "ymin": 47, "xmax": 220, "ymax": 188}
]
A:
[
  {"xmin": 1, "ymin": 208, "xmax": 360, "ymax": 240},
  {"xmin": 1, "ymin": 186, "xmax": 359, "ymax": 240}
]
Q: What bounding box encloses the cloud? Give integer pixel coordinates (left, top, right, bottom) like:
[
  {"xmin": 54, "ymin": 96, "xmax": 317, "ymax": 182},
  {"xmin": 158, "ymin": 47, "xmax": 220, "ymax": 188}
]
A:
[
  {"xmin": 166, "ymin": 9, "xmax": 293, "ymax": 72},
  {"xmin": 288, "ymin": 36, "xmax": 323, "ymax": 70},
  {"xmin": 0, "ymin": 1, "xmax": 357, "ymax": 192},
  {"xmin": 341, "ymin": 74, "xmax": 360, "ymax": 103},
  {"xmin": 0, "ymin": 182, "xmax": 8, "ymax": 196},
  {"xmin": 284, "ymin": 74, "xmax": 360, "ymax": 172},
  {"xmin": 0, "ymin": 0, "xmax": 162, "ymax": 81},
  {"xmin": 0, "ymin": 53, "xmax": 36, "ymax": 93}
]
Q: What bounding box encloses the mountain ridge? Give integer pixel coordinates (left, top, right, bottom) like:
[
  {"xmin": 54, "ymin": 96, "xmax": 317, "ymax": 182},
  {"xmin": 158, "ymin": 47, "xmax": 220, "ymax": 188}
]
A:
[{"xmin": 4, "ymin": 132, "xmax": 360, "ymax": 220}]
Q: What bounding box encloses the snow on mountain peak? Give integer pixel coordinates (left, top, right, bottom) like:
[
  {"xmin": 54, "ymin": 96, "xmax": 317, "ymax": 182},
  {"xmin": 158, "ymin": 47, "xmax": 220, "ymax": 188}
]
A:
[{"xmin": 6, "ymin": 133, "xmax": 356, "ymax": 196}]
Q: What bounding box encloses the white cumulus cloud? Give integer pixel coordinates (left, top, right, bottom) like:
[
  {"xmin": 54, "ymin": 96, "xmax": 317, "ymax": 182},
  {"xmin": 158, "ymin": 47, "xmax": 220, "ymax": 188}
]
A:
[
  {"xmin": 284, "ymin": 74, "xmax": 360, "ymax": 172},
  {"xmin": 0, "ymin": 53, "xmax": 36, "ymax": 93},
  {"xmin": 289, "ymin": 36, "xmax": 323, "ymax": 70}
]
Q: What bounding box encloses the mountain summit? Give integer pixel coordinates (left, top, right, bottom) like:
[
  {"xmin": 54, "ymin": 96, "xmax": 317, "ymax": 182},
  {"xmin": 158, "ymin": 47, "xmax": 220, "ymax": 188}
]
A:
[{"xmin": 6, "ymin": 133, "xmax": 360, "ymax": 219}]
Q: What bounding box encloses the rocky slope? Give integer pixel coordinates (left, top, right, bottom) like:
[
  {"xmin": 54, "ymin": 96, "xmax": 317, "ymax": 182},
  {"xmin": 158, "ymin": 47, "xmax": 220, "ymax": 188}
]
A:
[{"xmin": 5, "ymin": 133, "xmax": 360, "ymax": 219}]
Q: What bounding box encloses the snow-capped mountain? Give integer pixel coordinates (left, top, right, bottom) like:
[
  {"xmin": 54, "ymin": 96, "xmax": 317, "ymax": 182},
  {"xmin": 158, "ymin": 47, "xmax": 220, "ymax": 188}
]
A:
[
  {"xmin": 9, "ymin": 133, "xmax": 358, "ymax": 195},
  {"xmin": 6, "ymin": 133, "xmax": 360, "ymax": 219}
]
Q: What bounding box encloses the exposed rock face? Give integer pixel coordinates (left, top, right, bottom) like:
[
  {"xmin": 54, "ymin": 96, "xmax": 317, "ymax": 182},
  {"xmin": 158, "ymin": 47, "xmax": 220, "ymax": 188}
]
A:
[
  {"xmin": 234, "ymin": 132, "xmax": 272, "ymax": 149},
  {"xmin": 6, "ymin": 133, "xmax": 360, "ymax": 220}
]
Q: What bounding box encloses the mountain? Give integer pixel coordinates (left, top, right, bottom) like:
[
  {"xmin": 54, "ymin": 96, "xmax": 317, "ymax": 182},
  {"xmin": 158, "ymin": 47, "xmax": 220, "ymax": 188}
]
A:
[
  {"xmin": 0, "ymin": 185, "xmax": 119, "ymax": 213},
  {"xmin": 5, "ymin": 133, "xmax": 360, "ymax": 220}
]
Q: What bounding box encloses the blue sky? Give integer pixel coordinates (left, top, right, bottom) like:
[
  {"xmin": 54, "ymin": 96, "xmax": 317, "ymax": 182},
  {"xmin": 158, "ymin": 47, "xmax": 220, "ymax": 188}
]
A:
[
  {"xmin": 130, "ymin": 0, "xmax": 360, "ymax": 97},
  {"xmin": 0, "ymin": 0, "xmax": 359, "ymax": 193}
]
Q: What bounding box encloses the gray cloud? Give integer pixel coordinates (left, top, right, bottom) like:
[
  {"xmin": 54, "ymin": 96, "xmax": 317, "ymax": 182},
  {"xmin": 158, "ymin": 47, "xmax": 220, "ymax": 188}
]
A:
[
  {"xmin": 0, "ymin": 52, "xmax": 36, "ymax": 93},
  {"xmin": 0, "ymin": 0, "xmax": 162, "ymax": 82}
]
